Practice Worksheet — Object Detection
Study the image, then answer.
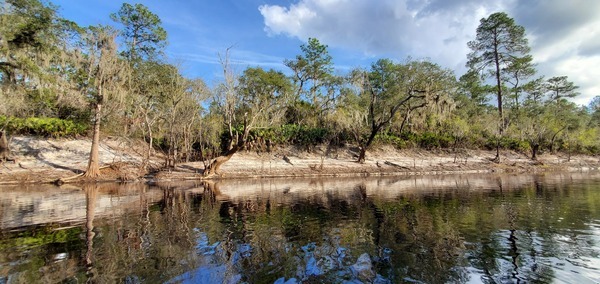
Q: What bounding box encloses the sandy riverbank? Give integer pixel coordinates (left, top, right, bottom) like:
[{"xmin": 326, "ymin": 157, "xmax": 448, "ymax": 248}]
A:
[{"xmin": 1, "ymin": 136, "xmax": 598, "ymax": 184}]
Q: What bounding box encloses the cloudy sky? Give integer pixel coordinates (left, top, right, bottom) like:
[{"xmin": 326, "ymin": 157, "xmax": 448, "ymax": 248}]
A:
[{"xmin": 53, "ymin": 0, "xmax": 599, "ymax": 105}]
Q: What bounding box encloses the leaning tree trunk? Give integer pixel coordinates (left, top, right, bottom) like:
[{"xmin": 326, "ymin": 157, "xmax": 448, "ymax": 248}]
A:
[
  {"xmin": 84, "ymin": 103, "xmax": 102, "ymax": 178},
  {"xmin": 549, "ymin": 127, "xmax": 566, "ymax": 154},
  {"xmin": 357, "ymin": 130, "xmax": 378, "ymax": 164},
  {"xmin": 204, "ymin": 144, "xmax": 240, "ymax": 177}
]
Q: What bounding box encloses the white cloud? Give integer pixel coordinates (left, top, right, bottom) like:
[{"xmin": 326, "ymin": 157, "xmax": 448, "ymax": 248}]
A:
[
  {"xmin": 544, "ymin": 56, "xmax": 600, "ymax": 106},
  {"xmin": 259, "ymin": 3, "xmax": 317, "ymax": 37},
  {"xmin": 259, "ymin": 0, "xmax": 599, "ymax": 105},
  {"xmin": 259, "ymin": 0, "xmax": 506, "ymax": 68},
  {"xmin": 521, "ymin": 1, "xmax": 600, "ymax": 105}
]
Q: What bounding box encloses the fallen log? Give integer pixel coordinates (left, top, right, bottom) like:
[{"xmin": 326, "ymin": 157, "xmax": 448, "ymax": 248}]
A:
[{"xmin": 384, "ymin": 161, "xmax": 411, "ymax": 170}]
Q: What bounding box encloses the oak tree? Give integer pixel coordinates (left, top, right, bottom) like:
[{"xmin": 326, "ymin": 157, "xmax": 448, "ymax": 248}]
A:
[{"xmin": 344, "ymin": 58, "xmax": 455, "ymax": 163}]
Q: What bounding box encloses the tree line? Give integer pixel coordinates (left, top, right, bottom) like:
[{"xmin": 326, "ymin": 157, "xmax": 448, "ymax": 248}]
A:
[{"xmin": 1, "ymin": 0, "xmax": 598, "ymax": 177}]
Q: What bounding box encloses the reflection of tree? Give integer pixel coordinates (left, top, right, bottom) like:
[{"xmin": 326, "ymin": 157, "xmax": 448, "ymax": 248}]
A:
[
  {"xmin": 506, "ymin": 203, "xmax": 520, "ymax": 282},
  {"xmin": 454, "ymin": 176, "xmax": 600, "ymax": 283},
  {"xmin": 371, "ymin": 194, "xmax": 469, "ymax": 283},
  {"xmin": 175, "ymin": 180, "xmax": 487, "ymax": 282},
  {"xmin": 83, "ymin": 184, "xmax": 98, "ymax": 282},
  {"xmin": 139, "ymin": 186, "xmax": 199, "ymax": 281},
  {"xmin": 191, "ymin": 180, "xmax": 471, "ymax": 282}
]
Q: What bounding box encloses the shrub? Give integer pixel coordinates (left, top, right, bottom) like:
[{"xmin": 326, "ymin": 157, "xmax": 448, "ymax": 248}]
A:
[
  {"xmin": 0, "ymin": 116, "xmax": 88, "ymax": 138},
  {"xmin": 219, "ymin": 124, "xmax": 331, "ymax": 151},
  {"xmin": 417, "ymin": 132, "xmax": 453, "ymax": 149},
  {"xmin": 484, "ymin": 136, "xmax": 530, "ymax": 153},
  {"xmin": 375, "ymin": 133, "xmax": 407, "ymax": 149}
]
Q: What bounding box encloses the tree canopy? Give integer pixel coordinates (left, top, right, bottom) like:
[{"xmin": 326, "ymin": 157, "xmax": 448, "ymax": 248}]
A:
[{"xmin": 110, "ymin": 3, "xmax": 167, "ymax": 62}]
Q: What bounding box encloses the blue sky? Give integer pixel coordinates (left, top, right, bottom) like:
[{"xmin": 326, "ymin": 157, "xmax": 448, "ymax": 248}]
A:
[{"xmin": 52, "ymin": 0, "xmax": 599, "ymax": 105}]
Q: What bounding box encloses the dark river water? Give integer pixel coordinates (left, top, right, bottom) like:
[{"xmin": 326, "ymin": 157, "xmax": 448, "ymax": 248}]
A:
[{"xmin": 1, "ymin": 172, "xmax": 600, "ymax": 283}]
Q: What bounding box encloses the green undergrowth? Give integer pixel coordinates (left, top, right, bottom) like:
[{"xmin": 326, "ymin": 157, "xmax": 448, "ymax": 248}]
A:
[
  {"xmin": 0, "ymin": 116, "xmax": 88, "ymax": 138},
  {"xmin": 228, "ymin": 124, "xmax": 332, "ymax": 148}
]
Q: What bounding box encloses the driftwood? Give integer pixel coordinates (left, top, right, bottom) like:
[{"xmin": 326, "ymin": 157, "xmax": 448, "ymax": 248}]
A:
[
  {"xmin": 384, "ymin": 160, "xmax": 411, "ymax": 170},
  {"xmin": 282, "ymin": 155, "xmax": 293, "ymax": 165}
]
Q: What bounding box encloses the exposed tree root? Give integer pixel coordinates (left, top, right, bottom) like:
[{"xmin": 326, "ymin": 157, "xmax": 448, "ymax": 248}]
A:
[{"xmin": 54, "ymin": 165, "xmax": 112, "ymax": 185}]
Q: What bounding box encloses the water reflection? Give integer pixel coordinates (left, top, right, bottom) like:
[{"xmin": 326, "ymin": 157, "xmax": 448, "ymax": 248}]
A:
[
  {"xmin": 84, "ymin": 184, "xmax": 97, "ymax": 281},
  {"xmin": 0, "ymin": 172, "xmax": 599, "ymax": 283}
]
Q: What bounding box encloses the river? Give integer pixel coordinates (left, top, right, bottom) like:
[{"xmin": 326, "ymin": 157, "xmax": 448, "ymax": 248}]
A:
[{"xmin": 1, "ymin": 172, "xmax": 599, "ymax": 283}]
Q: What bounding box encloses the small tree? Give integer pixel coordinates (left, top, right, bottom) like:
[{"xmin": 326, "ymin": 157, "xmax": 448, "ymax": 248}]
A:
[
  {"xmin": 130, "ymin": 61, "xmax": 166, "ymax": 167},
  {"xmin": 545, "ymin": 76, "xmax": 579, "ymax": 104},
  {"xmin": 456, "ymin": 70, "xmax": 493, "ymax": 117},
  {"xmin": 111, "ymin": 3, "xmax": 167, "ymax": 136},
  {"xmin": 159, "ymin": 66, "xmax": 206, "ymax": 167},
  {"xmin": 519, "ymin": 99, "xmax": 547, "ymax": 160},
  {"xmin": 285, "ymin": 38, "xmax": 336, "ymax": 124},
  {"xmin": 503, "ymin": 55, "xmax": 536, "ymax": 111},
  {"xmin": 518, "ymin": 79, "xmax": 583, "ymax": 160}
]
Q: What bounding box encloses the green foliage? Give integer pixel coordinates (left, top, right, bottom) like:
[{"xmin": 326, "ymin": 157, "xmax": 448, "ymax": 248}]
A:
[
  {"xmin": 110, "ymin": 3, "xmax": 167, "ymax": 61},
  {"xmin": 261, "ymin": 125, "xmax": 330, "ymax": 147},
  {"xmin": 375, "ymin": 132, "xmax": 455, "ymax": 150},
  {"xmin": 545, "ymin": 76, "xmax": 579, "ymax": 103},
  {"xmin": 284, "ymin": 100, "xmax": 318, "ymax": 126},
  {"xmin": 284, "ymin": 38, "xmax": 336, "ymax": 121},
  {"xmin": 418, "ymin": 132, "xmax": 453, "ymax": 149},
  {"xmin": 467, "ymin": 12, "xmax": 531, "ymax": 120},
  {"xmin": 237, "ymin": 67, "xmax": 293, "ymax": 126},
  {"xmin": 284, "ymin": 38, "xmax": 333, "ymax": 94},
  {"xmin": 293, "ymin": 126, "xmax": 330, "ymax": 146},
  {"xmin": 566, "ymin": 128, "xmax": 600, "ymax": 155},
  {"xmin": 485, "ymin": 136, "xmax": 530, "ymax": 153},
  {"xmin": 590, "ymin": 96, "xmax": 600, "ymax": 128},
  {"xmin": 0, "ymin": 0, "xmax": 85, "ymax": 118},
  {"xmin": 223, "ymin": 124, "xmax": 331, "ymax": 150},
  {"xmin": 375, "ymin": 133, "xmax": 407, "ymax": 149},
  {"xmin": 0, "ymin": 116, "xmax": 87, "ymax": 137}
]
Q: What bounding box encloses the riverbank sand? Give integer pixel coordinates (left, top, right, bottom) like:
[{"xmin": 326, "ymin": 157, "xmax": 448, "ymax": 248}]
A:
[{"xmin": 1, "ymin": 136, "xmax": 598, "ymax": 184}]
